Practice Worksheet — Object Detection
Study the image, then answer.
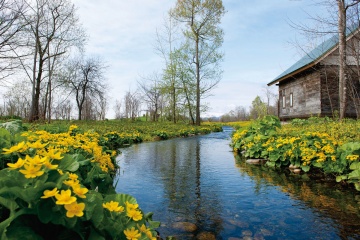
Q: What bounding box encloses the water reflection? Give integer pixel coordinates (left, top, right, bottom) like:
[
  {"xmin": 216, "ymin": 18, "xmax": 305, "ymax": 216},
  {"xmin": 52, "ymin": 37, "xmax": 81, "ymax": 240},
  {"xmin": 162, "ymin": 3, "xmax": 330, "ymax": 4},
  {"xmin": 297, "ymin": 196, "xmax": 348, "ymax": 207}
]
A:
[
  {"xmin": 234, "ymin": 154, "xmax": 360, "ymax": 239},
  {"xmin": 115, "ymin": 127, "xmax": 360, "ymax": 239}
]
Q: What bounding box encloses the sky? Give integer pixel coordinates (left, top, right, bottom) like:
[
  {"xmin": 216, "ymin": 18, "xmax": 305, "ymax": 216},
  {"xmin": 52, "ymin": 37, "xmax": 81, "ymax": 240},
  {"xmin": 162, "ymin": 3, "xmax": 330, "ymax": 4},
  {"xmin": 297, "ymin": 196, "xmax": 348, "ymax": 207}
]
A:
[{"xmin": 71, "ymin": 0, "xmax": 327, "ymax": 118}]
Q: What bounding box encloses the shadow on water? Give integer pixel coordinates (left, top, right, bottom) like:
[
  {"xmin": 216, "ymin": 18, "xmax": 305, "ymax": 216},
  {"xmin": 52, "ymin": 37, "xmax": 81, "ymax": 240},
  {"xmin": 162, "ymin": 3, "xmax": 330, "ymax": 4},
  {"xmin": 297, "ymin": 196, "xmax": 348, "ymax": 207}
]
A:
[{"xmin": 115, "ymin": 126, "xmax": 360, "ymax": 240}]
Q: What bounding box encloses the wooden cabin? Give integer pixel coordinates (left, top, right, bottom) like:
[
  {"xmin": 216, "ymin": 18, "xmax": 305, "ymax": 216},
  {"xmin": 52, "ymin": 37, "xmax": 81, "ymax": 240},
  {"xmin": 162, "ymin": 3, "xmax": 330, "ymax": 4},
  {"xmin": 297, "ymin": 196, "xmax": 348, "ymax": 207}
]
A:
[{"xmin": 268, "ymin": 28, "xmax": 360, "ymax": 120}]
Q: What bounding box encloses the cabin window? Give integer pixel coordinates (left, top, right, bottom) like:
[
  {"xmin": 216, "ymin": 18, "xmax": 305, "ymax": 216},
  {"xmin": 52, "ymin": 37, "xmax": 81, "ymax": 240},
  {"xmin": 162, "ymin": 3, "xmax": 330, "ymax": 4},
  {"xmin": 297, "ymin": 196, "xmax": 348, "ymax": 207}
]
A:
[
  {"xmin": 290, "ymin": 93, "xmax": 293, "ymax": 107},
  {"xmin": 282, "ymin": 96, "xmax": 285, "ymax": 108}
]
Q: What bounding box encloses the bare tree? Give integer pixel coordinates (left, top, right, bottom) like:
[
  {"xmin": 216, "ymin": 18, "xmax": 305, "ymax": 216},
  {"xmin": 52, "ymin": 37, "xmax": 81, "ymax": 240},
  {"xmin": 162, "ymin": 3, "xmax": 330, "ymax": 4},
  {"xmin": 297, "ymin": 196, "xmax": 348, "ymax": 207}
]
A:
[
  {"xmin": 290, "ymin": 0, "xmax": 360, "ymax": 119},
  {"xmin": 2, "ymin": 80, "xmax": 31, "ymax": 118},
  {"xmin": 61, "ymin": 56, "xmax": 107, "ymax": 120},
  {"xmin": 0, "ymin": 0, "xmax": 27, "ymax": 81},
  {"xmin": 123, "ymin": 90, "xmax": 141, "ymax": 121},
  {"xmin": 337, "ymin": 0, "xmax": 360, "ymax": 119},
  {"xmin": 113, "ymin": 99, "xmax": 122, "ymax": 119},
  {"xmin": 138, "ymin": 73, "xmax": 162, "ymax": 121},
  {"xmin": 14, "ymin": 0, "xmax": 85, "ymax": 122},
  {"xmin": 53, "ymin": 98, "xmax": 72, "ymax": 120}
]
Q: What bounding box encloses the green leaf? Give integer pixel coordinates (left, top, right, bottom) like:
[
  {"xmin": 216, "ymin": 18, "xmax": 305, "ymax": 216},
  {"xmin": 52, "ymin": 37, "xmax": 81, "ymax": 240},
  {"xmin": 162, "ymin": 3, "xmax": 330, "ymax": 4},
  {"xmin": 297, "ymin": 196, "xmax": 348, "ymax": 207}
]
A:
[
  {"xmin": 88, "ymin": 227, "xmax": 105, "ymax": 240},
  {"xmin": 350, "ymin": 162, "xmax": 360, "ymax": 170},
  {"xmin": 336, "ymin": 175, "xmax": 348, "ymax": 182},
  {"xmin": 84, "ymin": 191, "xmax": 104, "ymax": 227},
  {"xmin": 266, "ymin": 161, "xmax": 275, "ymax": 167},
  {"xmin": 6, "ymin": 225, "xmax": 43, "ymax": 240},
  {"xmin": 59, "ymin": 154, "xmax": 80, "ymax": 172},
  {"xmin": 354, "ymin": 182, "xmax": 360, "ymax": 191},
  {"xmin": 312, "ymin": 162, "xmax": 323, "ymax": 168},
  {"xmin": 348, "ymin": 169, "xmax": 360, "ymax": 180},
  {"xmin": 37, "ymin": 199, "xmax": 55, "ymax": 224},
  {"xmin": 104, "ymin": 193, "xmax": 137, "ymax": 206},
  {"xmin": 301, "ymin": 165, "xmax": 310, "ymax": 172},
  {"xmin": 0, "ymin": 196, "xmax": 18, "ymax": 212}
]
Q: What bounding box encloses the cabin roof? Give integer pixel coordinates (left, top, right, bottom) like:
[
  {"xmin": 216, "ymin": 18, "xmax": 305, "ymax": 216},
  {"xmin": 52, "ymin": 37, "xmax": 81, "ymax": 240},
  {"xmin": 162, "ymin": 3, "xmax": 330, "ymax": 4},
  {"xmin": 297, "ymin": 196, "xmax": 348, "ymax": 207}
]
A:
[{"xmin": 268, "ymin": 26, "xmax": 359, "ymax": 86}]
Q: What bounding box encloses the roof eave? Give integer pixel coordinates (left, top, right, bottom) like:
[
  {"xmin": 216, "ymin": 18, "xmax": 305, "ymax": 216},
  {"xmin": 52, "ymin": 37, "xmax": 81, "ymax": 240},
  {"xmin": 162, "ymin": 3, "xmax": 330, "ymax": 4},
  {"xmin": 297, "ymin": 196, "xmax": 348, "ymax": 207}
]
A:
[{"xmin": 267, "ymin": 62, "xmax": 317, "ymax": 86}]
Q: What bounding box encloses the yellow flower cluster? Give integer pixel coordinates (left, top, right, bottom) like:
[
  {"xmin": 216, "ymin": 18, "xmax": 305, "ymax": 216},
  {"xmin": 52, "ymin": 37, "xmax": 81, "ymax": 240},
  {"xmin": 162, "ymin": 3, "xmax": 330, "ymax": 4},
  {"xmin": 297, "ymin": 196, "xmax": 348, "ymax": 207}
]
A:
[
  {"xmin": 40, "ymin": 172, "xmax": 89, "ymax": 218},
  {"xmin": 123, "ymin": 224, "xmax": 157, "ymax": 240},
  {"xmin": 6, "ymin": 151, "xmax": 62, "ymax": 179},
  {"xmin": 102, "ymin": 200, "xmax": 143, "ymax": 221},
  {"xmin": 19, "ymin": 126, "xmax": 115, "ymax": 172},
  {"xmin": 346, "ymin": 155, "xmax": 359, "ymax": 161},
  {"xmin": 102, "ymin": 200, "xmax": 156, "ymax": 239}
]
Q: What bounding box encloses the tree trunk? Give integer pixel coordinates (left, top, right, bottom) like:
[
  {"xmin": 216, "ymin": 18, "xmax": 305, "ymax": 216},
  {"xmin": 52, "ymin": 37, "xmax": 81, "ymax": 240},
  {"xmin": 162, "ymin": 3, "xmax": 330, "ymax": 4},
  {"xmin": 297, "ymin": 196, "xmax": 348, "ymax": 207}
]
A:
[
  {"xmin": 338, "ymin": 0, "xmax": 347, "ymax": 120},
  {"xmin": 195, "ymin": 36, "xmax": 201, "ymax": 126}
]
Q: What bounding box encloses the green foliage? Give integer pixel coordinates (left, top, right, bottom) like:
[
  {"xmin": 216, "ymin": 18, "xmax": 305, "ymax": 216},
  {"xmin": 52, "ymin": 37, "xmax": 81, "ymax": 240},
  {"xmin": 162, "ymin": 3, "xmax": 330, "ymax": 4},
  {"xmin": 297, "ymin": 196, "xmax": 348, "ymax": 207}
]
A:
[
  {"xmin": 0, "ymin": 120, "xmax": 25, "ymax": 135},
  {"xmin": 232, "ymin": 116, "xmax": 360, "ymax": 190},
  {"xmin": 0, "ymin": 124, "xmax": 159, "ymax": 239}
]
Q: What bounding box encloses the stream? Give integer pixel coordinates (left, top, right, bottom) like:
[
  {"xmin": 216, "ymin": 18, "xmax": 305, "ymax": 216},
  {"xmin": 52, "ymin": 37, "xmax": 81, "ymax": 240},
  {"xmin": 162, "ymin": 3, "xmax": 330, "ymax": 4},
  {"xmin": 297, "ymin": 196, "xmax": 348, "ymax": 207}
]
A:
[{"xmin": 115, "ymin": 126, "xmax": 360, "ymax": 240}]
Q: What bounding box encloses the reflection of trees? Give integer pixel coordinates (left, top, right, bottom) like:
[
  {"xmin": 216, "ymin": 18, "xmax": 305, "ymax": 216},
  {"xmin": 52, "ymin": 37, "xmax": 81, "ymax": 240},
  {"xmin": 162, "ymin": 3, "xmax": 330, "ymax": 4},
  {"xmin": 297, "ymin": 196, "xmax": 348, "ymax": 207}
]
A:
[
  {"xmin": 152, "ymin": 137, "xmax": 223, "ymax": 236},
  {"xmin": 234, "ymin": 154, "xmax": 360, "ymax": 239}
]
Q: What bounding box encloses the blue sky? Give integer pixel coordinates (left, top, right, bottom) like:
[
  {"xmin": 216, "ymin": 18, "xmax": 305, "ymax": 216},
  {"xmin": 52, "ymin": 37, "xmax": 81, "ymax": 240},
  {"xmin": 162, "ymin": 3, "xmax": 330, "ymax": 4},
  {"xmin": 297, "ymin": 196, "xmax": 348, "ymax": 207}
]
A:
[{"xmin": 72, "ymin": 0, "xmax": 327, "ymax": 118}]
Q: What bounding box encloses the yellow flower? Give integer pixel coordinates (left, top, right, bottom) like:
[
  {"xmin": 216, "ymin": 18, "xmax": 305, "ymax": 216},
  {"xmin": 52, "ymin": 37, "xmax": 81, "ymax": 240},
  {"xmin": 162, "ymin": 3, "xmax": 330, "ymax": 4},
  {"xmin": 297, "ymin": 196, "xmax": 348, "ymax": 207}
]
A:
[
  {"xmin": 102, "ymin": 201, "xmax": 124, "ymax": 212},
  {"xmin": 68, "ymin": 173, "xmax": 78, "ymax": 180},
  {"xmin": 64, "ymin": 202, "xmax": 85, "ymax": 218},
  {"xmin": 57, "ymin": 169, "xmax": 64, "ymax": 175},
  {"xmin": 7, "ymin": 158, "xmax": 26, "ymax": 169},
  {"xmin": 72, "ymin": 186, "xmax": 88, "ymax": 199},
  {"xmin": 138, "ymin": 224, "xmax": 155, "ymax": 239},
  {"xmin": 346, "ymin": 155, "xmax": 359, "ymax": 161},
  {"xmin": 55, "ymin": 190, "xmax": 77, "ymax": 205},
  {"xmin": 41, "ymin": 188, "xmax": 59, "ymax": 199},
  {"xmin": 124, "ymin": 227, "xmax": 141, "ymax": 240},
  {"xmin": 69, "ymin": 125, "xmax": 78, "ymax": 132},
  {"xmin": 63, "ymin": 179, "xmax": 80, "ymax": 188},
  {"xmin": 44, "ymin": 149, "xmax": 63, "ymax": 160},
  {"xmin": 25, "ymin": 155, "xmax": 46, "ymax": 166},
  {"xmin": 27, "ymin": 140, "xmax": 48, "ymax": 149},
  {"xmin": 19, "ymin": 164, "xmax": 44, "ymax": 178},
  {"xmin": 3, "ymin": 141, "xmax": 27, "ymax": 154},
  {"xmin": 125, "ymin": 201, "xmax": 139, "ymax": 211},
  {"xmin": 43, "ymin": 158, "xmax": 58, "ymax": 170},
  {"xmin": 126, "ymin": 209, "xmax": 142, "ymax": 221}
]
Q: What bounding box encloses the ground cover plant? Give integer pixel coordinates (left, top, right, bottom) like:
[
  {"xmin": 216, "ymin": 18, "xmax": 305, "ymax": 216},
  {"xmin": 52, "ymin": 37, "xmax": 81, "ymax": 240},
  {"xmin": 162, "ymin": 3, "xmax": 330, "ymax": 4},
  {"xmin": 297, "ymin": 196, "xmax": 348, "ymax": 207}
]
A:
[
  {"xmin": 0, "ymin": 121, "xmax": 161, "ymax": 239},
  {"xmin": 232, "ymin": 116, "xmax": 360, "ymax": 191},
  {"xmin": 27, "ymin": 120, "xmax": 222, "ymax": 142},
  {"xmin": 0, "ymin": 119, "xmax": 222, "ymax": 239}
]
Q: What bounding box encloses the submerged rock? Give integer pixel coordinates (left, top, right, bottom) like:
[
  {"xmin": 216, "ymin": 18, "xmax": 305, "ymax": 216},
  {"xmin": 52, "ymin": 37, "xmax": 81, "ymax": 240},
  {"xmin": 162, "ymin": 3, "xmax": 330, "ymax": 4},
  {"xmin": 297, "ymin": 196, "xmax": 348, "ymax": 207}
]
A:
[
  {"xmin": 172, "ymin": 222, "xmax": 198, "ymax": 232},
  {"xmin": 196, "ymin": 231, "xmax": 216, "ymax": 240},
  {"xmin": 242, "ymin": 230, "xmax": 253, "ymax": 237},
  {"xmin": 246, "ymin": 159, "xmax": 267, "ymax": 165}
]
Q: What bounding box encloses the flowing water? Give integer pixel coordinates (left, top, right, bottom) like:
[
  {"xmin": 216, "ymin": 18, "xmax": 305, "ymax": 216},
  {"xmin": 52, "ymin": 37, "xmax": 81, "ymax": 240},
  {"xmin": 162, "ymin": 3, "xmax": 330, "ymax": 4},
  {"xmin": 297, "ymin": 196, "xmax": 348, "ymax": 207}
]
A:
[{"xmin": 115, "ymin": 127, "xmax": 360, "ymax": 240}]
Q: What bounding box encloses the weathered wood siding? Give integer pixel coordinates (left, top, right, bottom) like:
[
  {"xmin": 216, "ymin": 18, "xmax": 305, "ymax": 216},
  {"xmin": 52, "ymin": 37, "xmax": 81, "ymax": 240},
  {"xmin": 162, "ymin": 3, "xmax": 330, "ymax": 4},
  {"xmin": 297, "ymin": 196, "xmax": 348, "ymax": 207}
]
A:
[
  {"xmin": 320, "ymin": 66, "xmax": 358, "ymax": 118},
  {"xmin": 320, "ymin": 66, "xmax": 338, "ymax": 117},
  {"xmin": 278, "ymin": 69, "xmax": 321, "ymax": 120}
]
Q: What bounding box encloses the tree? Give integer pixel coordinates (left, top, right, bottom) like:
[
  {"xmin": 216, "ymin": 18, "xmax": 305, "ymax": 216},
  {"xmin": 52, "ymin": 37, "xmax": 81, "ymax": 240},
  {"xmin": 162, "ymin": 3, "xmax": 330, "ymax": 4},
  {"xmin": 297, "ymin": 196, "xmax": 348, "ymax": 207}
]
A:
[
  {"xmin": 290, "ymin": 0, "xmax": 360, "ymax": 119},
  {"xmin": 123, "ymin": 90, "xmax": 141, "ymax": 121},
  {"xmin": 16, "ymin": 0, "xmax": 85, "ymax": 122},
  {"xmin": 2, "ymin": 80, "xmax": 31, "ymax": 118},
  {"xmin": 0, "ymin": 0, "xmax": 27, "ymax": 80},
  {"xmin": 171, "ymin": 0, "xmax": 225, "ymax": 125},
  {"xmin": 62, "ymin": 56, "xmax": 107, "ymax": 120},
  {"xmin": 138, "ymin": 73, "xmax": 163, "ymax": 121},
  {"xmin": 113, "ymin": 99, "xmax": 122, "ymax": 119},
  {"xmin": 155, "ymin": 14, "xmax": 181, "ymax": 123},
  {"xmin": 337, "ymin": 0, "xmax": 360, "ymax": 119},
  {"xmin": 249, "ymin": 96, "xmax": 267, "ymax": 119}
]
